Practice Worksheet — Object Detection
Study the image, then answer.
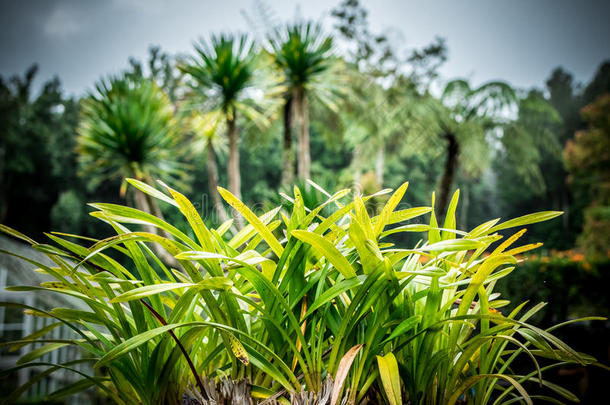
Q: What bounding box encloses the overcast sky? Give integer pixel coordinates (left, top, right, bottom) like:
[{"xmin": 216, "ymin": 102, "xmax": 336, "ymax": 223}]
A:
[{"xmin": 1, "ymin": 0, "xmax": 609, "ymax": 97}]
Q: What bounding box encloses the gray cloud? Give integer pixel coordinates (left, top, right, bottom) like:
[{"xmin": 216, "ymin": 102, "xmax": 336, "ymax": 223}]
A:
[{"xmin": 0, "ymin": 0, "xmax": 608, "ymax": 97}]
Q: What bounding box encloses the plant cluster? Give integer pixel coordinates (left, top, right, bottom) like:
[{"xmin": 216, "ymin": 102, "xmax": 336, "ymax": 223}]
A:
[{"xmin": 1, "ymin": 180, "xmax": 604, "ymax": 404}]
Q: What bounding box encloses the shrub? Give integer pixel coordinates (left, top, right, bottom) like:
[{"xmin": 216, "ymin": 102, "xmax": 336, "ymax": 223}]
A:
[{"xmin": 0, "ymin": 180, "xmax": 605, "ymax": 404}]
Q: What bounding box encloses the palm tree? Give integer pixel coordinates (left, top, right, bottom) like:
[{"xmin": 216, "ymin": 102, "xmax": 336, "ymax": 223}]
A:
[
  {"xmin": 268, "ymin": 21, "xmax": 342, "ymax": 182},
  {"xmin": 189, "ymin": 111, "xmax": 230, "ymax": 223},
  {"xmin": 181, "ymin": 34, "xmax": 273, "ymax": 228},
  {"xmin": 77, "ymin": 76, "xmax": 187, "ymax": 264},
  {"xmin": 417, "ymin": 79, "xmax": 516, "ymax": 219},
  {"xmin": 344, "ymin": 71, "xmax": 415, "ymax": 187}
]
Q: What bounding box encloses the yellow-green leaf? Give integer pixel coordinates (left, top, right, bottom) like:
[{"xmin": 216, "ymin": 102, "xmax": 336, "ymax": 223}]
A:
[
  {"xmin": 109, "ymin": 278, "xmax": 232, "ymax": 303},
  {"xmin": 377, "ymin": 352, "xmax": 402, "ymax": 405},
  {"xmin": 219, "ymin": 187, "xmax": 283, "ymax": 257},
  {"xmin": 490, "ymin": 211, "xmax": 562, "ymax": 232},
  {"xmin": 291, "ymin": 230, "xmax": 357, "ymax": 279}
]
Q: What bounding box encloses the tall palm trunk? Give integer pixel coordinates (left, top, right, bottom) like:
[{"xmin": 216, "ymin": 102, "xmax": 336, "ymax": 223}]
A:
[
  {"xmin": 227, "ymin": 114, "xmax": 244, "ymax": 229},
  {"xmin": 206, "ymin": 141, "xmax": 229, "ymax": 223},
  {"xmin": 281, "ymin": 95, "xmax": 295, "ymax": 186},
  {"xmin": 437, "ymin": 133, "xmax": 459, "ymax": 220},
  {"xmin": 295, "ymin": 86, "xmax": 311, "ymax": 180}
]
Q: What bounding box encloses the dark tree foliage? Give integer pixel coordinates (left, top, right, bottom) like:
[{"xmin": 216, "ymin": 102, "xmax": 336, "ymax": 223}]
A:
[
  {"xmin": 125, "ymin": 45, "xmax": 184, "ymax": 103},
  {"xmin": 0, "ymin": 66, "xmax": 79, "ymax": 237},
  {"xmin": 565, "ymin": 93, "xmax": 610, "ymax": 257},
  {"xmin": 0, "ymin": 66, "xmax": 122, "ymax": 238},
  {"xmin": 496, "ymin": 60, "xmax": 610, "ymax": 249}
]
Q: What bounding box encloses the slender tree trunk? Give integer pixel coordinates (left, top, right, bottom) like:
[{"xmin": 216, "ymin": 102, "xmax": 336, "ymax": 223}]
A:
[
  {"xmin": 295, "ymin": 87, "xmax": 311, "ymax": 180},
  {"xmin": 375, "ymin": 145, "xmax": 384, "ymax": 187},
  {"xmin": 227, "ymin": 114, "xmax": 244, "ymax": 229},
  {"xmin": 352, "ymin": 144, "xmax": 363, "ymax": 193},
  {"xmin": 437, "ymin": 133, "xmax": 459, "ymax": 220},
  {"xmin": 281, "ymin": 95, "xmax": 295, "ymax": 186},
  {"xmin": 206, "ymin": 141, "xmax": 229, "ymax": 223},
  {"xmin": 133, "ymin": 187, "xmax": 180, "ymax": 267},
  {"xmin": 460, "ymin": 182, "xmax": 469, "ymax": 230}
]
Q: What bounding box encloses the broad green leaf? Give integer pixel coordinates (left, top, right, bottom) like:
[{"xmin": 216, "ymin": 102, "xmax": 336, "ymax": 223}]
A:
[
  {"xmin": 374, "ymin": 182, "xmax": 409, "ymax": 236},
  {"xmin": 349, "ymin": 216, "xmax": 381, "ymax": 273},
  {"xmin": 166, "ymin": 185, "xmax": 216, "ymax": 253},
  {"xmin": 126, "ymin": 178, "xmax": 178, "ymax": 207},
  {"xmin": 17, "ymin": 343, "xmax": 70, "ymax": 365},
  {"xmin": 384, "ymin": 315, "xmax": 422, "ymax": 342},
  {"xmin": 442, "ymin": 189, "xmax": 459, "ymax": 240},
  {"xmin": 229, "ymin": 207, "xmax": 280, "ymax": 248},
  {"xmin": 448, "ymin": 374, "xmax": 532, "ymax": 405},
  {"xmin": 10, "ymin": 322, "xmax": 61, "ymax": 352},
  {"xmin": 385, "ymin": 206, "xmax": 432, "ymax": 225},
  {"xmin": 306, "ymin": 276, "xmax": 364, "ymax": 317},
  {"xmin": 490, "ymin": 211, "xmax": 562, "ymax": 232},
  {"xmin": 420, "ymin": 238, "xmax": 489, "ymax": 252},
  {"xmin": 0, "ymin": 224, "xmax": 36, "ymax": 244},
  {"xmin": 219, "ymin": 187, "xmax": 283, "ymax": 257},
  {"xmin": 88, "ymin": 203, "xmax": 193, "ymax": 246},
  {"xmin": 291, "ymin": 230, "xmax": 357, "ymax": 279},
  {"xmin": 95, "ymin": 324, "xmax": 181, "ymax": 368},
  {"xmin": 46, "ymin": 378, "xmax": 99, "ymax": 401}
]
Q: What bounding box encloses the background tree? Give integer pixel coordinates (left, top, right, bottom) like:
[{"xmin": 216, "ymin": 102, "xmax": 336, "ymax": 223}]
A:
[
  {"xmin": 77, "ymin": 75, "xmax": 187, "ymax": 263},
  {"xmin": 564, "ymin": 93, "xmax": 610, "ymax": 257},
  {"xmin": 125, "ymin": 45, "xmax": 184, "ymax": 103},
  {"xmin": 343, "ymin": 71, "xmax": 414, "ymax": 187},
  {"xmin": 268, "ymin": 21, "xmax": 342, "ymax": 181},
  {"xmin": 0, "ymin": 66, "xmax": 84, "ymax": 237},
  {"xmin": 417, "ymin": 79, "xmax": 516, "ymax": 219},
  {"xmin": 189, "ymin": 110, "xmax": 230, "ymax": 223},
  {"xmin": 181, "ymin": 34, "xmax": 277, "ymax": 227}
]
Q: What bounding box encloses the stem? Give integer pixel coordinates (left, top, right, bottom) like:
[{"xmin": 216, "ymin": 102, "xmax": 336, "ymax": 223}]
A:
[{"xmin": 140, "ymin": 299, "xmax": 208, "ymax": 400}]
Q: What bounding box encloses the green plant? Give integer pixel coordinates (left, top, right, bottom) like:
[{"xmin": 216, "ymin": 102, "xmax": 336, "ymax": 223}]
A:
[
  {"xmin": 268, "ymin": 21, "xmax": 345, "ymax": 181},
  {"xmin": 413, "ymin": 80, "xmax": 516, "ymax": 218},
  {"xmin": 77, "ymin": 76, "xmax": 188, "ymax": 194},
  {"xmin": 180, "ymin": 34, "xmax": 280, "ymax": 224},
  {"xmin": 76, "ymin": 75, "xmax": 188, "ymax": 265},
  {"xmin": 0, "ymin": 180, "xmax": 605, "ymax": 404}
]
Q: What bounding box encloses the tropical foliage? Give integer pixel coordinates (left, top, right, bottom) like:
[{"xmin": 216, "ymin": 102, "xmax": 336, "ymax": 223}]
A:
[
  {"xmin": 1, "ymin": 1, "xmax": 609, "ymax": 403},
  {"xmin": 0, "ymin": 180, "xmax": 604, "ymax": 404},
  {"xmin": 413, "ymin": 79, "xmax": 516, "ymax": 218},
  {"xmin": 268, "ymin": 21, "xmax": 344, "ymax": 182},
  {"xmin": 564, "ymin": 93, "xmax": 610, "ymax": 258},
  {"xmin": 77, "ymin": 76, "xmax": 187, "ymax": 194},
  {"xmin": 180, "ymin": 34, "xmax": 279, "ymax": 210}
]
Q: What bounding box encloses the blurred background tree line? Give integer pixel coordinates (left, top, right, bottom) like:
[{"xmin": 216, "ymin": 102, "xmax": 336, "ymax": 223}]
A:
[{"xmin": 0, "ymin": 0, "xmax": 609, "ymax": 262}]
